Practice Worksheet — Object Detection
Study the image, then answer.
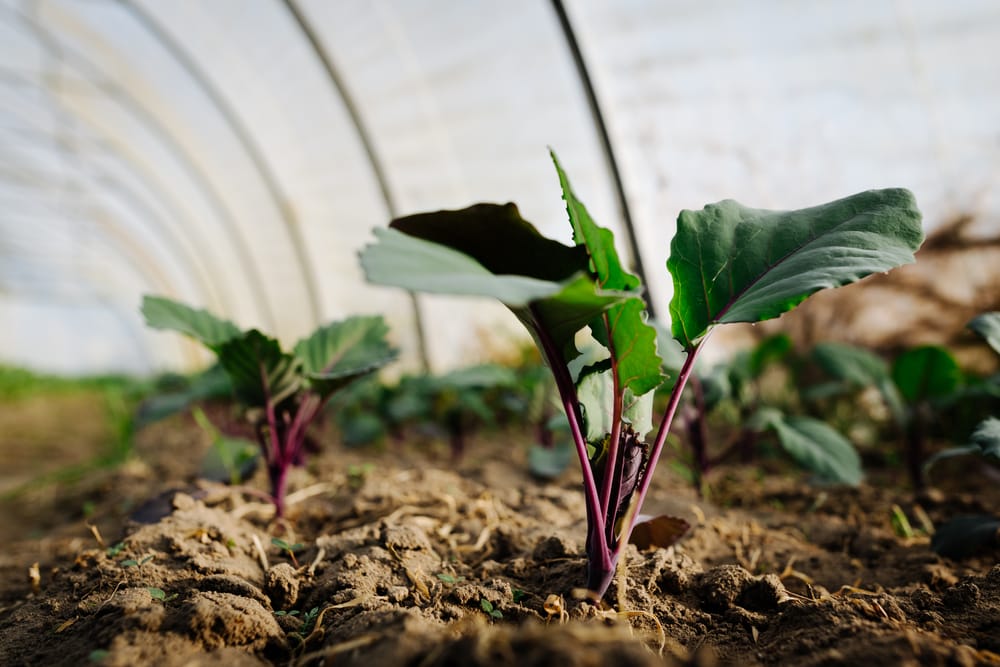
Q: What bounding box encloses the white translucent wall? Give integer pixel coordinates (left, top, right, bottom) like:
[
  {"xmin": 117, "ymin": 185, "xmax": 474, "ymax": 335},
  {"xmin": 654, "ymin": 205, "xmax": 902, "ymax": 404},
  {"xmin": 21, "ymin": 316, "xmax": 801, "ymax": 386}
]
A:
[{"xmin": 0, "ymin": 0, "xmax": 998, "ymax": 375}]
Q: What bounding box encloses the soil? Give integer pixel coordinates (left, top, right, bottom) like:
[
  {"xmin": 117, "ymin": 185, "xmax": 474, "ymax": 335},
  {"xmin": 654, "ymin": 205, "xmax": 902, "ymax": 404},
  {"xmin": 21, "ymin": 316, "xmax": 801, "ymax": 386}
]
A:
[{"xmin": 2, "ymin": 406, "xmax": 999, "ymax": 667}]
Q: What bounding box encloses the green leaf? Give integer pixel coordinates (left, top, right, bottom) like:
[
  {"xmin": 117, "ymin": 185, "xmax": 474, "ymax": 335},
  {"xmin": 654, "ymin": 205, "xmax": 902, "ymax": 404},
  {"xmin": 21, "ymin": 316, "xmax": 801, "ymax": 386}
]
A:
[
  {"xmin": 361, "ymin": 227, "xmax": 572, "ymax": 305},
  {"xmin": 812, "ymin": 342, "xmax": 889, "ymax": 387},
  {"xmin": 528, "ymin": 439, "xmax": 575, "ymax": 479},
  {"xmin": 891, "ymin": 345, "xmax": 961, "ymax": 403},
  {"xmin": 147, "ymin": 587, "xmax": 167, "ymax": 601},
  {"xmin": 931, "ymin": 515, "xmax": 1000, "ymax": 559},
  {"xmin": 141, "ymin": 295, "xmax": 241, "ymax": 350},
  {"xmin": 193, "ymin": 406, "xmax": 258, "ymax": 485},
  {"xmin": 293, "ymin": 316, "xmax": 396, "ymax": 399},
  {"xmin": 361, "ymin": 225, "xmax": 628, "ymax": 362},
  {"xmin": 512, "ymin": 276, "xmax": 630, "ymax": 363},
  {"xmin": 758, "ymin": 411, "xmax": 863, "ymax": 485},
  {"xmin": 217, "ymin": 330, "xmax": 302, "ymax": 407},
  {"xmin": 390, "ymin": 202, "xmax": 589, "ymax": 280},
  {"xmin": 667, "ymin": 189, "xmax": 923, "ymax": 349},
  {"xmin": 576, "ymin": 365, "xmax": 653, "ymax": 443},
  {"xmin": 968, "ymin": 313, "xmax": 1000, "ymax": 356},
  {"xmin": 434, "ymin": 364, "xmax": 518, "ymax": 390},
  {"xmin": 552, "ymin": 151, "xmax": 664, "ymax": 396},
  {"xmin": 970, "ymin": 417, "xmax": 1000, "ymax": 460}
]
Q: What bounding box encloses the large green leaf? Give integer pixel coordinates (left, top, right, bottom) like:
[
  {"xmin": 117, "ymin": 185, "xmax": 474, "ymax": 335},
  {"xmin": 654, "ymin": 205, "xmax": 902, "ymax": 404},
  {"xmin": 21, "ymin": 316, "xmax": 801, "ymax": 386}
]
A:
[
  {"xmin": 891, "ymin": 345, "xmax": 961, "ymax": 403},
  {"xmin": 293, "ymin": 316, "xmax": 396, "ymax": 399},
  {"xmin": 969, "ymin": 313, "xmax": 1000, "ymax": 356},
  {"xmin": 141, "ymin": 295, "xmax": 241, "ymax": 350},
  {"xmin": 217, "ymin": 330, "xmax": 302, "ymax": 408},
  {"xmin": 756, "ymin": 409, "xmax": 862, "ymax": 485},
  {"xmin": 667, "ymin": 189, "xmax": 923, "ymax": 348},
  {"xmin": 360, "ymin": 228, "xmax": 571, "ymax": 306},
  {"xmin": 552, "ymin": 152, "xmax": 663, "ymax": 396},
  {"xmin": 360, "ymin": 212, "xmax": 630, "ymax": 363},
  {"xmin": 389, "ymin": 202, "xmax": 588, "ymax": 281},
  {"xmin": 811, "ymin": 342, "xmax": 905, "ymax": 422}
]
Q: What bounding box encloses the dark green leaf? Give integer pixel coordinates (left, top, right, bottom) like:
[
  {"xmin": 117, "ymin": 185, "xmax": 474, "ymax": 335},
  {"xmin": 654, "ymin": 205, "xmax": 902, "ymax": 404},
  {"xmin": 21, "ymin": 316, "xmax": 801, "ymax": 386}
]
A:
[
  {"xmin": 812, "ymin": 342, "xmax": 889, "ymax": 387},
  {"xmin": 361, "ymin": 227, "xmax": 571, "ymax": 305},
  {"xmin": 435, "ymin": 364, "xmax": 518, "ymax": 389},
  {"xmin": 141, "ymin": 295, "xmax": 241, "ymax": 350},
  {"xmin": 968, "ymin": 313, "xmax": 1000, "ymax": 355},
  {"xmin": 293, "ymin": 316, "xmax": 396, "ymax": 399},
  {"xmin": 891, "ymin": 345, "xmax": 961, "ymax": 403},
  {"xmin": 361, "ymin": 227, "xmax": 628, "ymax": 363},
  {"xmin": 552, "ymin": 151, "xmax": 664, "ymax": 396},
  {"xmin": 758, "ymin": 411, "xmax": 863, "ymax": 485},
  {"xmin": 390, "ymin": 202, "xmax": 588, "ymax": 280},
  {"xmin": 931, "ymin": 515, "xmax": 1000, "ymax": 559},
  {"xmin": 218, "ymin": 331, "xmax": 302, "ymax": 407},
  {"xmin": 667, "ymin": 189, "xmax": 923, "ymax": 349},
  {"xmin": 512, "ymin": 276, "xmax": 630, "ymax": 364}
]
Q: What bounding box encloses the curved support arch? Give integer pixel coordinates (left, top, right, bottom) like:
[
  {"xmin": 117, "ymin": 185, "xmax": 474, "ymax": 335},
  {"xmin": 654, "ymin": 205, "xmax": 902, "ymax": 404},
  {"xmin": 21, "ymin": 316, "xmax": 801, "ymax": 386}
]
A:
[
  {"xmin": 8, "ymin": 2, "xmax": 280, "ymax": 330},
  {"xmin": 115, "ymin": 0, "xmax": 323, "ymax": 327},
  {"xmin": 549, "ymin": 0, "xmax": 656, "ymax": 318},
  {"xmin": 281, "ymin": 0, "xmax": 431, "ymax": 370},
  {"xmin": 0, "ymin": 71, "xmax": 235, "ymax": 313}
]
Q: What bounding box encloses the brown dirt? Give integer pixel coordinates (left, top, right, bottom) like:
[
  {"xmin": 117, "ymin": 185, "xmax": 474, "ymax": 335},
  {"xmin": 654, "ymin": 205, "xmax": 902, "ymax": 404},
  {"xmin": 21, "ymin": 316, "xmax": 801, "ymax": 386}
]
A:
[{"xmin": 1, "ymin": 411, "xmax": 999, "ymax": 667}]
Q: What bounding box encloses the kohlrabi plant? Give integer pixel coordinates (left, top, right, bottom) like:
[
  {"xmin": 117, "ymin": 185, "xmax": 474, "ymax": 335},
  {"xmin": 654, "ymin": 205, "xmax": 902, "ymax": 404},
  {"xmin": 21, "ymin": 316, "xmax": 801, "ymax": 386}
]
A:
[
  {"xmin": 142, "ymin": 296, "xmax": 397, "ymax": 517},
  {"xmin": 923, "ymin": 313, "xmax": 1000, "ymax": 557},
  {"xmin": 360, "ymin": 150, "xmax": 923, "ymax": 601}
]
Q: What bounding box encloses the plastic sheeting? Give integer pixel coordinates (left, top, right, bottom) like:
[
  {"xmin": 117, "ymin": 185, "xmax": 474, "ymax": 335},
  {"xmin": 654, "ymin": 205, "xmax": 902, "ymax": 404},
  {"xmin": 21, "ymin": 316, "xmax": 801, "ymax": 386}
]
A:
[{"xmin": 2, "ymin": 0, "xmax": 998, "ymax": 374}]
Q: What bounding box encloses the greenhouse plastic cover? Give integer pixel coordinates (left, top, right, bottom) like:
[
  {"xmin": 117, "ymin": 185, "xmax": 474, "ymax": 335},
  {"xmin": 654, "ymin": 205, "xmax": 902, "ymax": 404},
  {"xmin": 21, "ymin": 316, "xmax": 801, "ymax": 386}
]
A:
[{"xmin": 2, "ymin": 0, "xmax": 999, "ymax": 375}]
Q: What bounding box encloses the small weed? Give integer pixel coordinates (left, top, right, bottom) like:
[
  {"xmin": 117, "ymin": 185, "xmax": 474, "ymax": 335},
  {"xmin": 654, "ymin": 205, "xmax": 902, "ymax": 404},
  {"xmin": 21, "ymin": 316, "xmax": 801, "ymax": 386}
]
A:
[
  {"xmin": 271, "ymin": 538, "xmax": 304, "ymax": 568},
  {"xmin": 480, "ymin": 598, "xmax": 502, "ymax": 620},
  {"xmin": 147, "ymin": 587, "xmax": 177, "ymax": 603},
  {"xmin": 88, "ymin": 649, "xmax": 110, "ymax": 663},
  {"xmin": 512, "ymin": 589, "xmax": 527, "ymax": 603},
  {"xmin": 436, "ymin": 573, "xmax": 464, "ymax": 584},
  {"xmin": 347, "ymin": 462, "xmax": 375, "ymax": 488},
  {"xmin": 890, "ymin": 504, "xmax": 915, "ymax": 538},
  {"xmin": 121, "ymin": 555, "xmax": 153, "ymax": 569},
  {"xmin": 299, "ymin": 606, "xmax": 321, "ymax": 635},
  {"xmin": 105, "ymin": 542, "xmax": 126, "ymax": 558}
]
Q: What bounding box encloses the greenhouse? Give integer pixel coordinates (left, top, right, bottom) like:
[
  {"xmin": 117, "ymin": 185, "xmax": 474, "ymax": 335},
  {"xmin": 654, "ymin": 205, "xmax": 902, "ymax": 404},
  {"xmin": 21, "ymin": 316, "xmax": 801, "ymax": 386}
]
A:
[{"xmin": 1, "ymin": 1, "xmax": 999, "ymax": 665}]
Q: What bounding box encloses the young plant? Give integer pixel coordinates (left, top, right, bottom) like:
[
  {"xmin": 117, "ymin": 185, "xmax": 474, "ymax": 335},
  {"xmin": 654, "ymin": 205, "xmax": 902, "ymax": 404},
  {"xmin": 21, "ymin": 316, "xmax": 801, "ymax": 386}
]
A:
[
  {"xmin": 271, "ymin": 537, "xmax": 305, "ymax": 567},
  {"xmin": 662, "ymin": 332, "xmax": 863, "ymax": 492},
  {"xmin": 924, "ymin": 314, "xmax": 1000, "ymax": 557},
  {"xmin": 142, "ymin": 296, "xmax": 396, "ymax": 517},
  {"xmin": 360, "ymin": 150, "xmax": 922, "ymax": 600}
]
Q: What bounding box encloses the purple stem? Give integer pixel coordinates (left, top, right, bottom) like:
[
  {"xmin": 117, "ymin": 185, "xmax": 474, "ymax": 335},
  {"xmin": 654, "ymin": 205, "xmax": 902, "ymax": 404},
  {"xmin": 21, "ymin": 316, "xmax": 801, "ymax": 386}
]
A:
[
  {"xmin": 613, "ymin": 336, "xmax": 708, "ymax": 564},
  {"xmin": 528, "ymin": 306, "xmax": 611, "ymax": 576}
]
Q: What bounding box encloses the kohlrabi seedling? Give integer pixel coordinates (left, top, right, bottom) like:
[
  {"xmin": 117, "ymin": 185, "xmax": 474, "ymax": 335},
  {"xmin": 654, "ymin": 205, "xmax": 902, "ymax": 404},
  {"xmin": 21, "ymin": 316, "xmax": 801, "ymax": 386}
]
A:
[
  {"xmin": 661, "ymin": 331, "xmax": 863, "ymax": 493},
  {"xmin": 142, "ymin": 296, "xmax": 397, "ymax": 517},
  {"xmin": 360, "ymin": 150, "xmax": 923, "ymax": 601}
]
